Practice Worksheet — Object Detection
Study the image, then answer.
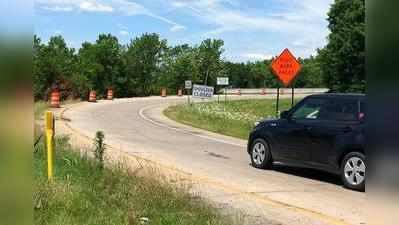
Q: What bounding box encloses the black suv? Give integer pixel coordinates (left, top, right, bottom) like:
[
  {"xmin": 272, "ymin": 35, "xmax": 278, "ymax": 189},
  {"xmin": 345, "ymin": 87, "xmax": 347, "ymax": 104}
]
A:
[{"xmin": 248, "ymin": 94, "xmax": 365, "ymax": 191}]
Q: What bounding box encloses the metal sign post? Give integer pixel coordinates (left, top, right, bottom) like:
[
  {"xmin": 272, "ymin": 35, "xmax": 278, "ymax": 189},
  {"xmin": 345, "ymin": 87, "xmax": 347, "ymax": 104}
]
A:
[
  {"xmin": 223, "ymin": 86, "xmax": 230, "ymax": 111},
  {"xmin": 185, "ymin": 80, "xmax": 192, "ymax": 105},
  {"xmin": 291, "ymin": 85, "xmax": 295, "ymax": 107},
  {"xmin": 225, "ymin": 87, "xmax": 227, "ymax": 105},
  {"xmin": 276, "ymin": 88, "xmax": 280, "ymax": 118},
  {"xmin": 217, "ymin": 77, "xmax": 229, "ymax": 105},
  {"xmin": 188, "ymin": 89, "xmax": 191, "ymax": 105}
]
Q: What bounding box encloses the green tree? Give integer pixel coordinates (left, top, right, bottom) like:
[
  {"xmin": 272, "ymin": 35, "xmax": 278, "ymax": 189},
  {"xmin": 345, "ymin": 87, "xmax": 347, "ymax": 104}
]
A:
[
  {"xmin": 33, "ymin": 32, "xmax": 329, "ymax": 101},
  {"xmin": 76, "ymin": 34, "xmax": 123, "ymax": 98},
  {"xmin": 75, "ymin": 42, "xmax": 99, "ymax": 98},
  {"xmin": 125, "ymin": 33, "xmax": 167, "ymax": 96},
  {"xmin": 33, "ymin": 35, "xmax": 45, "ymax": 100},
  {"xmin": 225, "ymin": 60, "xmax": 280, "ymax": 89},
  {"xmin": 161, "ymin": 45, "xmax": 201, "ymax": 92},
  {"xmin": 224, "ymin": 62, "xmax": 249, "ymax": 88},
  {"xmin": 94, "ymin": 34, "xmax": 123, "ymax": 96},
  {"xmin": 197, "ymin": 39, "xmax": 224, "ymax": 86},
  {"xmin": 294, "ymin": 56, "xmax": 324, "ymax": 88},
  {"xmin": 318, "ymin": 0, "xmax": 365, "ymax": 92},
  {"xmin": 33, "ymin": 35, "xmax": 76, "ymax": 100},
  {"xmin": 250, "ymin": 60, "xmax": 280, "ymax": 88}
]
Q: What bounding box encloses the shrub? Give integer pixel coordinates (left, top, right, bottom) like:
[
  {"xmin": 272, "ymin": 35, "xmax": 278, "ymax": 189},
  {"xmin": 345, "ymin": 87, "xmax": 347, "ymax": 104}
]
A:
[{"xmin": 93, "ymin": 131, "xmax": 106, "ymax": 168}]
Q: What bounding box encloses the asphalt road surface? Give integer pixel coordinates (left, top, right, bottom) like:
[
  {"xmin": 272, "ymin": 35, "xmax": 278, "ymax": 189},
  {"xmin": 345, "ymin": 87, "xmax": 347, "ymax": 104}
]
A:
[{"xmin": 61, "ymin": 96, "xmax": 366, "ymax": 225}]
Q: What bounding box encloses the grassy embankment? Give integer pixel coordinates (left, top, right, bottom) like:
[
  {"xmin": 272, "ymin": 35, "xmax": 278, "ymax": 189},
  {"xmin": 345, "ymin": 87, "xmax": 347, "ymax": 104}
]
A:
[
  {"xmin": 164, "ymin": 99, "xmax": 297, "ymax": 139},
  {"xmin": 34, "ymin": 103, "xmax": 237, "ymax": 225}
]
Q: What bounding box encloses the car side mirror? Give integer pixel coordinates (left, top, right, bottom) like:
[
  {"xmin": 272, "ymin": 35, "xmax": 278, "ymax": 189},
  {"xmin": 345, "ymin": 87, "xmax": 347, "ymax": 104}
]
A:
[{"xmin": 280, "ymin": 110, "xmax": 290, "ymax": 120}]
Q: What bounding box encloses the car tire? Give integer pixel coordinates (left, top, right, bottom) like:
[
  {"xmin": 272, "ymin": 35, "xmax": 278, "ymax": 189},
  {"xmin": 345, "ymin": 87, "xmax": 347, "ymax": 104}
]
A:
[
  {"xmin": 341, "ymin": 152, "xmax": 366, "ymax": 191},
  {"xmin": 250, "ymin": 138, "xmax": 273, "ymax": 169}
]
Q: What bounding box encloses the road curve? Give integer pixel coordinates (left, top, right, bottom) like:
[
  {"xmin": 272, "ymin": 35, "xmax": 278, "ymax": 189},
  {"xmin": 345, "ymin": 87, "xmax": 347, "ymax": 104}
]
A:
[{"xmin": 62, "ymin": 96, "xmax": 366, "ymax": 225}]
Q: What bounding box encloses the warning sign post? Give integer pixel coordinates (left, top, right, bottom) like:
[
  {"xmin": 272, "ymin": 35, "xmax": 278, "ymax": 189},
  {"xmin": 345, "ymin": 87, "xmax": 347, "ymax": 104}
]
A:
[{"xmin": 270, "ymin": 49, "xmax": 302, "ymax": 117}]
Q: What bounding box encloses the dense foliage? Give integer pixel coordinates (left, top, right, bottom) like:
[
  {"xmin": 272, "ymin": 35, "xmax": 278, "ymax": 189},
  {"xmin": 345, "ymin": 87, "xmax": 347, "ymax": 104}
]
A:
[
  {"xmin": 33, "ymin": 33, "xmax": 326, "ymax": 101},
  {"xmin": 318, "ymin": 0, "xmax": 365, "ymax": 93}
]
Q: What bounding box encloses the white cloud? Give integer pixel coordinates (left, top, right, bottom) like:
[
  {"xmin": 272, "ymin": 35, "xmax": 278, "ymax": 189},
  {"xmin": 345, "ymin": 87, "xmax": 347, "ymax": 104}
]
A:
[
  {"xmin": 170, "ymin": 0, "xmax": 332, "ymax": 58},
  {"xmin": 79, "ymin": 1, "xmax": 113, "ymax": 12},
  {"xmin": 172, "ymin": 0, "xmax": 330, "ymax": 35},
  {"xmin": 42, "ymin": 6, "xmax": 73, "ymax": 12},
  {"xmin": 53, "ymin": 30, "xmax": 63, "ymax": 35},
  {"xmin": 170, "ymin": 24, "xmax": 185, "ymax": 32},
  {"xmin": 119, "ymin": 30, "xmax": 129, "ymax": 35},
  {"xmin": 36, "ymin": 0, "xmax": 184, "ymax": 31},
  {"xmin": 111, "ymin": 0, "xmax": 149, "ymax": 16},
  {"xmin": 293, "ymin": 40, "xmax": 305, "ymax": 47},
  {"xmin": 117, "ymin": 23, "xmax": 128, "ymax": 30},
  {"xmin": 311, "ymin": 50, "xmax": 319, "ymax": 57},
  {"xmin": 66, "ymin": 40, "xmax": 77, "ymax": 48},
  {"xmin": 111, "ymin": 0, "xmax": 186, "ymax": 31},
  {"xmin": 37, "ymin": 0, "xmax": 114, "ymax": 12},
  {"xmin": 171, "ymin": 1, "xmax": 185, "ymax": 8},
  {"xmin": 241, "ymin": 53, "xmax": 272, "ymax": 61},
  {"xmin": 202, "ymin": 11, "xmax": 295, "ymax": 36}
]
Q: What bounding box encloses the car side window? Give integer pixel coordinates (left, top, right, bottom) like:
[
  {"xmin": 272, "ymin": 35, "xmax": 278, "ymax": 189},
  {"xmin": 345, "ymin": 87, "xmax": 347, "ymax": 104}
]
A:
[
  {"xmin": 319, "ymin": 99, "xmax": 358, "ymax": 121},
  {"xmin": 291, "ymin": 98, "xmax": 327, "ymax": 120}
]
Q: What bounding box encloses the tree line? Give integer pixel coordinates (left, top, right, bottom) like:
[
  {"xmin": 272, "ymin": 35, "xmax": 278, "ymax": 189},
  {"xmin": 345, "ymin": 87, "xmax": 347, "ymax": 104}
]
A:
[
  {"xmin": 33, "ymin": 34, "xmax": 323, "ymax": 100},
  {"xmin": 33, "ymin": 0, "xmax": 364, "ymax": 101}
]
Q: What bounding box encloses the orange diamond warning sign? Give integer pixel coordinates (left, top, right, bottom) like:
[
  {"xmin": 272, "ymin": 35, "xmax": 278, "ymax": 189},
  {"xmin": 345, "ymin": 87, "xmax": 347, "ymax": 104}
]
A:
[{"xmin": 271, "ymin": 49, "xmax": 302, "ymax": 87}]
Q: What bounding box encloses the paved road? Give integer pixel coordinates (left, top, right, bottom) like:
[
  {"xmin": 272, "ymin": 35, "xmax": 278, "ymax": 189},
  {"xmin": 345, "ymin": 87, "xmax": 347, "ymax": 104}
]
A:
[{"xmin": 62, "ymin": 96, "xmax": 366, "ymax": 225}]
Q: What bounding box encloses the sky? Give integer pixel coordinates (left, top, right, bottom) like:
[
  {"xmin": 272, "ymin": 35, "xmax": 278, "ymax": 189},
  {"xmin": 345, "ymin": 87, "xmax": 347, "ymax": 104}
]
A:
[{"xmin": 34, "ymin": 0, "xmax": 333, "ymax": 62}]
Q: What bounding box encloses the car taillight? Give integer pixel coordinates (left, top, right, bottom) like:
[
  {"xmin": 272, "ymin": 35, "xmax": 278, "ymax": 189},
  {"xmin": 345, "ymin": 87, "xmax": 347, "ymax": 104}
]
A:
[{"xmin": 359, "ymin": 112, "xmax": 365, "ymax": 120}]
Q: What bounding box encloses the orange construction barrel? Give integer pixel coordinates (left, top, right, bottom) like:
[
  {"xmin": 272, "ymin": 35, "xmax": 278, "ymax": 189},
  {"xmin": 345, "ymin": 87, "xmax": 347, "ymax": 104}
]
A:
[
  {"xmin": 89, "ymin": 90, "xmax": 97, "ymax": 102},
  {"xmin": 107, "ymin": 89, "xmax": 113, "ymax": 100},
  {"xmin": 261, "ymin": 88, "xmax": 266, "ymax": 95},
  {"xmin": 161, "ymin": 88, "xmax": 167, "ymax": 97},
  {"xmin": 50, "ymin": 89, "xmax": 60, "ymax": 108}
]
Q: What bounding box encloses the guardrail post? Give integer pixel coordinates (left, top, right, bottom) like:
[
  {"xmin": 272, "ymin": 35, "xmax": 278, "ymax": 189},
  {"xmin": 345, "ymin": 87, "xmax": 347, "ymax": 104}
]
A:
[{"xmin": 45, "ymin": 111, "xmax": 55, "ymax": 180}]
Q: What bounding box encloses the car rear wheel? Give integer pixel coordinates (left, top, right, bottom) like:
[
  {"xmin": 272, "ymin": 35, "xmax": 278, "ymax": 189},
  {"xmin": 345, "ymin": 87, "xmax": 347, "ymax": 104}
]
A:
[
  {"xmin": 250, "ymin": 139, "xmax": 273, "ymax": 169},
  {"xmin": 341, "ymin": 152, "xmax": 366, "ymax": 191}
]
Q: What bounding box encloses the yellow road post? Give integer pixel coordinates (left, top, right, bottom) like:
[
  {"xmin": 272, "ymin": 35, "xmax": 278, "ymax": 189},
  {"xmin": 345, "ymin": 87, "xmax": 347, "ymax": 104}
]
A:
[{"xmin": 45, "ymin": 111, "xmax": 55, "ymax": 180}]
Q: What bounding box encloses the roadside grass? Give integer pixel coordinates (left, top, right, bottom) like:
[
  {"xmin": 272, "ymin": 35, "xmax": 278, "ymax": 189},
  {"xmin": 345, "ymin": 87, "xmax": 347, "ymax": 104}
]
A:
[
  {"xmin": 34, "ymin": 133, "xmax": 238, "ymax": 225},
  {"xmin": 164, "ymin": 99, "xmax": 298, "ymax": 139},
  {"xmin": 34, "ymin": 101, "xmax": 50, "ymax": 119}
]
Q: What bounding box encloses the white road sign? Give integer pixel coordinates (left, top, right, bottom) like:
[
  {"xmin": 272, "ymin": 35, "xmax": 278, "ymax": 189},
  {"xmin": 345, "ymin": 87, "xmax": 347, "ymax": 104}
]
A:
[
  {"xmin": 192, "ymin": 84, "xmax": 214, "ymax": 98},
  {"xmin": 217, "ymin": 77, "xmax": 229, "ymax": 86},
  {"xmin": 185, "ymin": 80, "xmax": 192, "ymax": 89}
]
